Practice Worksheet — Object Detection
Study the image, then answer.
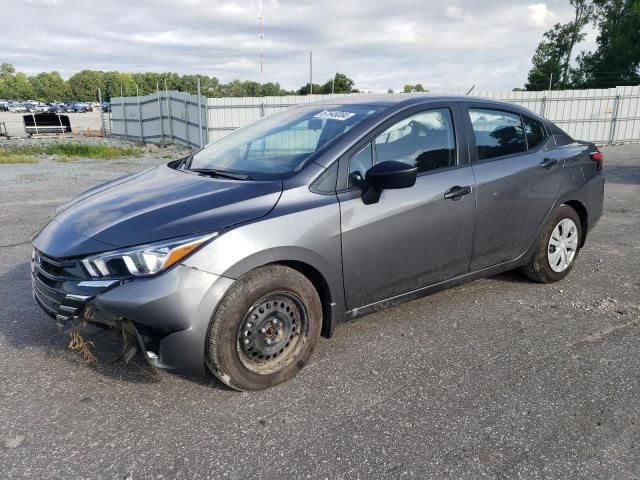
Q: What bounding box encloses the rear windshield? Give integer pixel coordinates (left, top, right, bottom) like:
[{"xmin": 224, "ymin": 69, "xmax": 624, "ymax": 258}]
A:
[{"xmin": 189, "ymin": 104, "xmax": 385, "ymax": 180}]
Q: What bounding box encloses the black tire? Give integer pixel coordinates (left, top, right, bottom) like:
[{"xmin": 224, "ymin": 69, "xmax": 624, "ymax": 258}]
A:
[
  {"xmin": 206, "ymin": 265, "xmax": 322, "ymax": 391},
  {"xmin": 522, "ymin": 204, "xmax": 582, "ymax": 283}
]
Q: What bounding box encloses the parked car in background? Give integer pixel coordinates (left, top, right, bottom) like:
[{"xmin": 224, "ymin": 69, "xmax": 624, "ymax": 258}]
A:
[
  {"xmin": 47, "ymin": 104, "xmax": 64, "ymax": 114},
  {"xmin": 0, "ymin": 101, "xmax": 8, "ymax": 112},
  {"xmin": 31, "ymin": 95, "xmax": 605, "ymax": 391},
  {"xmin": 7, "ymin": 102, "xmax": 26, "ymax": 113},
  {"xmin": 71, "ymin": 103, "xmax": 89, "ymax": 113},
  {"xmin": 101, "ymin": 101, "xmax": 111, "ymax": 113}
]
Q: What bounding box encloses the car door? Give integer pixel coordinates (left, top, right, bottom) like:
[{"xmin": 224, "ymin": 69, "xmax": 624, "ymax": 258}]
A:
[
  {"xmin": 337, "ymin": 103, "xmax": 476, "ymax": 309},
  {"xmin": 462, "ymin": 104, "xmax": 563, "ymax": 271}
]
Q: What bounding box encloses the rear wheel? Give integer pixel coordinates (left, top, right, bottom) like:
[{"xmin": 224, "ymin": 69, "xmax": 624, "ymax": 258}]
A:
[
  {"xmin": 206, "ymin": 265, "xmax": 321, "ymax": 391},
  {"xmin": 522, "ymin": 205, "xmax": 582, "ymax": 283}
]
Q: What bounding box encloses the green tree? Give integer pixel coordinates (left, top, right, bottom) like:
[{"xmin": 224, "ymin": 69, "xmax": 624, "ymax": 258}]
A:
[
  {"xmin": 7, "ymin": 72, "xmax": 35, "ymax": 100},
  {"xmin": 526, "ymin": 23, "xmax": 572, "ymax": 90},
  {"xmin": 297, "ymin": 82, "xmax": 322, "ymax": 95},
  {"xmin": 319, "ymin": 73, "xmax": 355, "ymax": 93},
  {"xmin": 560, "ymin": 1, "xmax": 594, "ymax": 84},
  {"xmin": 402, "ymin": 84, "xmax": 428, "ymax": 93},
  {"xmin": 68, "ymin": 70, "xmax": 105, "ymax": 101},
  {"xmin": 0, "ymin": 64, "xmax": 35, "ymax": 100},
  {"xmin": 526, "ymin": 1, "xmax": 594, "ymax": 90},
  {"xmin": 573, "ymin": 0, "xmax": 640, "ymax": 87},
  {"xmin": 28, "ymin": 71, "xmax": 72, "ymax": 102}
]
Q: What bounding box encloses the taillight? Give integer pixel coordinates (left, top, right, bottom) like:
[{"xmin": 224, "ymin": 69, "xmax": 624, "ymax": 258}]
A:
[{"xmin": 590, "ymin": 151, "xmax": 603, "ymax": 171}]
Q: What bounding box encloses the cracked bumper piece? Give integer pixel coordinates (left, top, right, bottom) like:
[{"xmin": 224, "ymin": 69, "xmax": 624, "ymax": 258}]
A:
[
  {"xmin": 88, "ymin": 265, "xmax": 234, "ymax": 374},
  {"xmin": 32, "ymin": 248, "xmax": 234, "ymax": 375}
]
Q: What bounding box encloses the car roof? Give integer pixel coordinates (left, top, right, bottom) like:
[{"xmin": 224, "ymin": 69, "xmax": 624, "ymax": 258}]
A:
[{"xmin": 310, "ymin": 93, "xmax": 543, "ymax": 119}]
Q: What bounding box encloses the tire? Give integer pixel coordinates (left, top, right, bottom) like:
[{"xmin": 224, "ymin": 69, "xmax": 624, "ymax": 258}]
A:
[
  {"xmin": 206, "ymin": 265, "xmax": 322, "ymax": 391},
  {"xmin": 522, "ymin": 204, "xmax": 582, "ymax": 283}
]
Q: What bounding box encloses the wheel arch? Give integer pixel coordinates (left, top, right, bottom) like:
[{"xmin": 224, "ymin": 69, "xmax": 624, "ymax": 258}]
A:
[
  {"xmin": 273, "ymin": 260, "xmax": 334, "ymax": 338},
  {"xmin": 562, "ymin": 199, "xmax": 589, "ymax": 247},
  {"xmin": 219, "ymin": 247, "xmax": 345, "ymax": 339}
]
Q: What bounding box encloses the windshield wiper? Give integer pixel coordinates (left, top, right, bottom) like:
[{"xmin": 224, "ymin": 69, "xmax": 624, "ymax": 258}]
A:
[{"xmin": 189, "ymin": 168, "xmax": 251, "ymax": 180}]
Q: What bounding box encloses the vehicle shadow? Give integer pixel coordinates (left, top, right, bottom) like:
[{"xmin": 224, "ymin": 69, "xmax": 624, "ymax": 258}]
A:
[
  {"xmin": 0, "ymin": 260, "xmax": 229, "ymax": 390},
  {"xmin": 490, "ymin": 269, "xmax": 532, "ymax": 284},
  {"xmin": 603, "ymin": 164, "xmax": 640, "ymax": 185}
]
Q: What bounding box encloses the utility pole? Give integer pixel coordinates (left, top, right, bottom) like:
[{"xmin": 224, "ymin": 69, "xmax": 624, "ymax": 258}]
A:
[
  {"xmin": 548, "ymin": 73, "xmax": 553, "ymax": 91},
  {"xmin": 258, "ymin": 0, "xmax": 264, "ymax": 75},
  {"xmin": 309, "ymin": 51, "xmax": 313, "ymax": 95}
]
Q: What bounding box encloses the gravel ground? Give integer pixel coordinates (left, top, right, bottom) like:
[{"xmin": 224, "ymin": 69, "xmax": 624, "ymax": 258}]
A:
[{"xmin": 0, "ymin": 140, "xmax": 638, "ymax": 479}]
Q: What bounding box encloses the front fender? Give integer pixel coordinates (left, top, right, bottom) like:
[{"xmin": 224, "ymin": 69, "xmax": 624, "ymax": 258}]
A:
[{"xmin": 183, "ymin": 190, "xmax": 346, "ymax": 329}]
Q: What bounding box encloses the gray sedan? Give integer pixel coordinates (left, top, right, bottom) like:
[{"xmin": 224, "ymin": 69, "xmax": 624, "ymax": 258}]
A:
[{"xmin": 32, "ymin": 95, "xmax": 604, "ymax": 390}]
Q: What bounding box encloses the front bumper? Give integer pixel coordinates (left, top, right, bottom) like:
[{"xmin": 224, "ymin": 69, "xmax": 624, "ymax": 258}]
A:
[{"xmin": 31, "ymin": 248, "xmax": 234, "ymax": 375}]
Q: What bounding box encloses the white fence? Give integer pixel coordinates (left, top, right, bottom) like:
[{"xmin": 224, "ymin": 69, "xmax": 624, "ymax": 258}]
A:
[
  {"xmin": 110, "ymin": 86, "xmax": 640, "ymax": 147},
  {"xmin": 443, "ymin": 85, "xmax": 640, "ymax": 145}
]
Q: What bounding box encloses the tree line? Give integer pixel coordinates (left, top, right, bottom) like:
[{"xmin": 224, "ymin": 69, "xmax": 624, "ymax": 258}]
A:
[
  {"xmin": 526, "ymin": 0, "xmax": 640, "ymax": 90},
  {"xmin": 0, "ymin": 64, "xmax": 361, "ymax": 102}
]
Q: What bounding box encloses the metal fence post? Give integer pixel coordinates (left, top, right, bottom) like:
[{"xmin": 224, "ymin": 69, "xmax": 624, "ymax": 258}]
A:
[
  {"xmin": 184, "ymin": 96, "xmax": 190, "ymax": 148},
  {"xmin": 137, "ymin": 85, "xmax": 144, "ymax": 143},
  {"xmin": 165, "ymin": 79, "xmax": 173, "ymax": 144},
  {"xmin": 540, "ymin": 95, "xmax": 546, "ymax": 118},
  {"xmin": 121, "ymin": 85, "xmax": 129, "ymax": 141},
  {"xmin": 157, "ymin": 82, "xmax": 164, "ymax": 145},
  {"xmin": 197, "ymin": 79, "xmax": 204, "ymax": 148},
  {"xmin": 608, "ymin": 94, "xmax": 620, "ymax": 145},
  {"xmin": 260, "ymin": 102, "xmax": 265, "ymax": 118},
  {"xmin": 98, "ymin": 88, "xmax": 105, "ymax": 136}
]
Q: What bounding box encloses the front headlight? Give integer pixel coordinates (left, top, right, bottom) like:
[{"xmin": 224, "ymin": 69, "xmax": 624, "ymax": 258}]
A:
[{"xmin": 82, "ymin": 232, "xmax": 217, "ymax": 278}]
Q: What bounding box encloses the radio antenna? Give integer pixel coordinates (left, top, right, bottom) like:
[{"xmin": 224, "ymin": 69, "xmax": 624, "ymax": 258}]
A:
[{"xmin": 258, "ymin": 0, "xmax": 264, "ymax": 74}]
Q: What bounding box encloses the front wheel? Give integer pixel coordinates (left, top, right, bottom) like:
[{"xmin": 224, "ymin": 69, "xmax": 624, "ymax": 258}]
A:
[
  {"xmin": 522, "ymin": 205, "xmax": 582, "ymax": 283},
  {"xmin": 206, "ymin": 265, "xmax": 322, "ymax": 391}
]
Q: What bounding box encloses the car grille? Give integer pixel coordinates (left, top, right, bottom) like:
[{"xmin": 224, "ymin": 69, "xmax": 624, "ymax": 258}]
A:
[{"xmin": 31, "ymin": 249, "xmax": 90, "ymax": 325}]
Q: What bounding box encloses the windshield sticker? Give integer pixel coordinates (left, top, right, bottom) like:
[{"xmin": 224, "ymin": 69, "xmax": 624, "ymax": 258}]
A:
[{"xmin": 313, "ymin": 110, "xmax": 356, "ymax": 121}]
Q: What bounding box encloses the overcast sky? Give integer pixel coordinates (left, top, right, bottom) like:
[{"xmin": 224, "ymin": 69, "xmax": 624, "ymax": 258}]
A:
[{"xmin": 2, "ymin": 0, "xmax": 597, "ymax": 92}]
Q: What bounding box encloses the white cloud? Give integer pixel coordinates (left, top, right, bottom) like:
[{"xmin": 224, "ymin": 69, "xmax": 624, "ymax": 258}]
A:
[
  {"xmin": 444, "ymin": 6, "xmax": 470, "ymax": 19},
  {"xmin": 527, "ymin": 3, "xmax": 556, "ymax": 27},
  {"xmin": 1, "ymin": 0, "xmax": 585, "ymax": 91}
]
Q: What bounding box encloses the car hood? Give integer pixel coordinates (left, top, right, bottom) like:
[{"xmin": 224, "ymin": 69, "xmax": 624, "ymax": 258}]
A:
[{"xmin": 33, "ymin": 165, "xmax": 283, "ymax": 258}]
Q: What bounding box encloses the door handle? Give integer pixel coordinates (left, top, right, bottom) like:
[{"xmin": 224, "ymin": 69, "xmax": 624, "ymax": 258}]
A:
[
  {"xmin": 540, "ymin": 158, "xmax": 559, "ymax": 168},
  {"xmin": 444, "ymin": 185, "xmax": 472, "ymax": 200}
]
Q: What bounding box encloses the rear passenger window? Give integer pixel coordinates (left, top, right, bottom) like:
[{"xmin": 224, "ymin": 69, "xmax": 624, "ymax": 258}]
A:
[
  {"xmin": 374, "ymin": 108, "xmax": 456, "ymax": 173},
  {"xmin": 523, "ymin": 116, "xmax": 547, "ymax": 150},
  {"xmin": 554, "ymin": 134, "xmax": 573, "ymax": 147},
  {"xmin": 469, "ymin": 108, "xmax": 526, "ymax": 161}
]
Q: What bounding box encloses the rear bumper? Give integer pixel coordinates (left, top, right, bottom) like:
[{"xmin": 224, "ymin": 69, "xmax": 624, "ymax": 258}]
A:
[
  {"xmin": 585, "ymin": 173, "xmax": 605, "ymax": 235},
  {"xmin": 32, "ymin": 249, "xmax": 234, "ymax": 375}
]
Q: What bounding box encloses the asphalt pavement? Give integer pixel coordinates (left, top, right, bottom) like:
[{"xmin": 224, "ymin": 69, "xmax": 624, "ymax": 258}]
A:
[{"xmin": 0, "ymin": 142, "xmax": 638, "ymax": 479}]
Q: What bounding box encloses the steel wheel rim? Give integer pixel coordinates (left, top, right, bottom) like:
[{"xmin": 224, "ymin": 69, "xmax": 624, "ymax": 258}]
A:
[
  {"xmin": 236, "ymin": 292, "xmax": 308, "ymax": 375},
  {"xmin": 548, "ymin": 218, "xmax": 579, "ymax": 273}
]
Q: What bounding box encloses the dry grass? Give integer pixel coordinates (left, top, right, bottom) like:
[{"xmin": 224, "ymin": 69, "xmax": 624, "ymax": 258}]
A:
[
  {"xmin": 0, "ymin": 153, "xmax": 38, "ymax": 164},
  {"xmin": 0, "ymin": 142, "xmax": 143, "ymax": 164},
  {"xmin": 68, "ymin": 331, "xmax": 97, "ymax": 364}
]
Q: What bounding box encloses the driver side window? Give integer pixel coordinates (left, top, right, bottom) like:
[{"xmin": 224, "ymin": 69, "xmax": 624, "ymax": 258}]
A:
[{"xmin": 375, "ymin": 109, "xmax": 456, "ymax": 172}]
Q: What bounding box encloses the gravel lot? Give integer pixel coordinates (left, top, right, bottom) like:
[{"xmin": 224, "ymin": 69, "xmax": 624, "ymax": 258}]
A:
[
  {"xmin": 0, "ymin": 139, "xmax": 638, "ymax": 479},
  {"xmin": 0, "ymin": 111, "xmax": 103, "ymax": 137}
]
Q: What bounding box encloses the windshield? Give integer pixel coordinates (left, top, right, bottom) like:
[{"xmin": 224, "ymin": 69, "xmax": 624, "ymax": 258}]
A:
[{"xmin": 189, "ymin": 104, "xmax": 385, "ymax": 179}]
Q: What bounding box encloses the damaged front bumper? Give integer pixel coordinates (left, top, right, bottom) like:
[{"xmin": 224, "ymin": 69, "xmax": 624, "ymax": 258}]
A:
[{"xmin": 31, "ymin": 248, "xmax": 234, "ymax": 375}]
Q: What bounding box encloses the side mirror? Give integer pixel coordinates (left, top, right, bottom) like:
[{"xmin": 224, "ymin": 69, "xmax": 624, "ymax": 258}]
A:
[{"xmin": 362, "ymin": 160, "xmax": 417, "ymax": 205}]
